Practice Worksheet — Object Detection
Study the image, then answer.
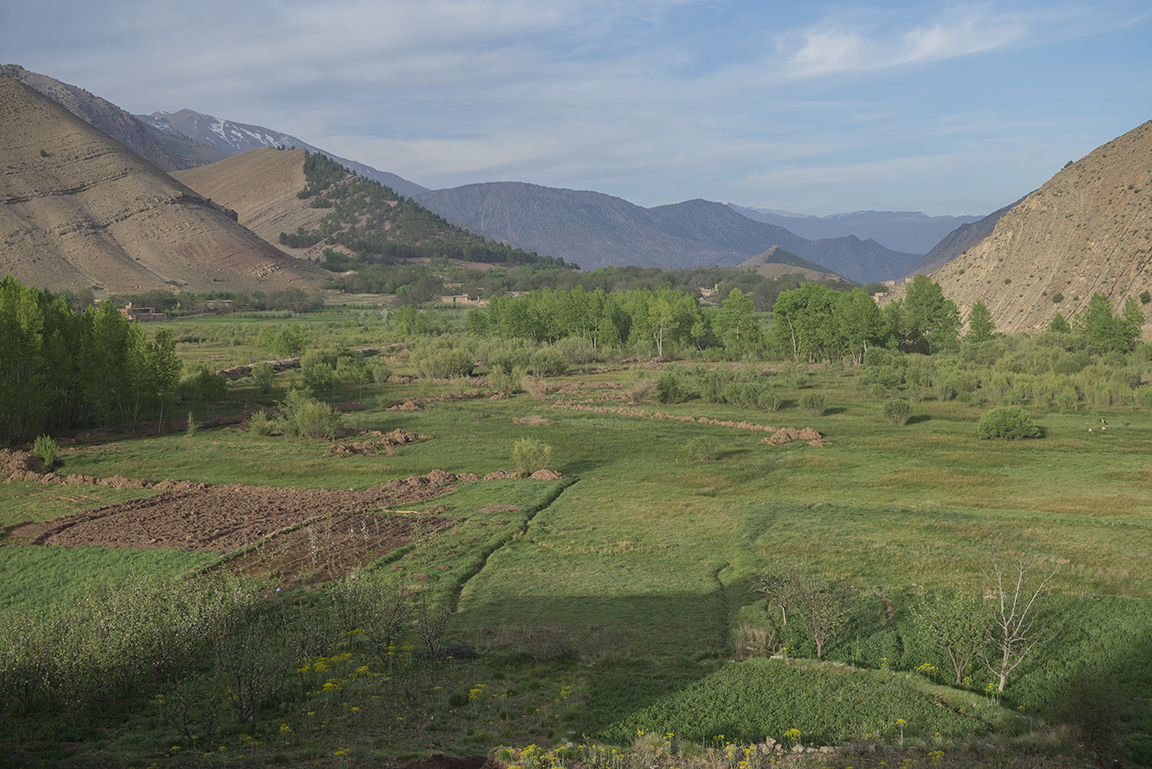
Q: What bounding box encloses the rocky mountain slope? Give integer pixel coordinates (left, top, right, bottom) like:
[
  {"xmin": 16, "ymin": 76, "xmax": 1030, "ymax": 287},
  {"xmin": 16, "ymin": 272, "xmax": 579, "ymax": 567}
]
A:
[
  {"xmin": 934, "ymin": 120, "xmax": 1152, "ymax": 335},
  {"xmin": 414, "ymin": 183, "xmax": 919, "ymax": 282},
  {"xmin": 0, "ymin": 79, "xmax": 321, "ymax": 296},
  {"xmin": 728, "ymin": 204, "xmax": 982, "ymax": 255},
  {"xmin": 173, "ymin": 147, "xmax": 331, "ymax": 260},
  {"xmin": 0, "ymin": 64, "xmax": 226, "ymax": 172},
  {"xmin": 144, "ymin": 109, "xmax": 430, "ymax": 199}
]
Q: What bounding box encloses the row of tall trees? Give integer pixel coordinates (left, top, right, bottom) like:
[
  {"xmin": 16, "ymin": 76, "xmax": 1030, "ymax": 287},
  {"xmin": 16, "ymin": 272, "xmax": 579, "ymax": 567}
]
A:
[
  {"xmin": 461, "ymin": 285, "xmax": 766, "ymax": 357},
  {"xmin": 0, "ymin": 277, "xmax": 183, "ymax": 445},
  {"xmin": 772, "ymin": 275, "xmax": 962, "ymax": 362}
]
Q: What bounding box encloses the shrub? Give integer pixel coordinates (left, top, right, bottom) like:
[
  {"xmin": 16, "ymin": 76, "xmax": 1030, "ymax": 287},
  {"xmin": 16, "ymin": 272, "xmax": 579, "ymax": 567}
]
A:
[
  {"xmin": 799, "ymin": 392, "xmax": 827, "ymax": 417},
  {"xmin": 291, "ymin": 400, "xmax": 342, "ymax": 440},
  {"xmin": 626, "ymin": 372, "xmax": 658, "ymax": 404},
  {"xmin": 250, "ymin": 362, "xmax": 276, "ymax": 394},
  {"xmin": 277, "ymin": 388, "xmax": 341, "ymax": 439},
  {"xmin": 528, "ymin": 348, "xmax": 567, "ymax": 378},
  {"xmin": 371, "ymin": 359, "xmax": 393, "ymax": 385},
  {"xmin": 657, "ymin": 367, "xmax": 691, "ymax": 404},
  {"xmin": 301, "ymin": 363, "xmax": 338, "ymax": 393},
  {"xmin": 411, "ymin": 347, "xmax": 473, "ymax": 380},
  {"xmin": 31, "ymin": 435, "xmax": 58, "ymax": 467},
  {"xmin": 248, "ymin": 409, "xmax": 274, "ymax": 436},
  {"xmin": 686, "ymin": 435, "xmax": 721, "ymax": 461},
  {"xmin": 512, "ymin": 437, "xmax": 553, "ymax": 474},
  {"xmin": 756, "ymin": 388, "xmax": 782, "ymax": 411},
  {"xmin": 977, "ymin": 406, "xmax": 1040, "ymax": 440},
  {"xmin": 881, "ymin": 399, "xmax": 912, "ymax": 426}
]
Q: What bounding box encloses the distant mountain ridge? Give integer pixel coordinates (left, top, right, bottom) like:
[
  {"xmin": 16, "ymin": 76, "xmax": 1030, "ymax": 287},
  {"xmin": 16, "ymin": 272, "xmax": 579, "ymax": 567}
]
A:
[
  {"xmin": 906, "ymin": 197, "xmax": 1024, "ymax": 277},
  {"xmin": 728, "ymin": 204, "xmax": 982, "ymax": 255},
  {"xmin": 415, "ymin": 183, "xmax": 921, "ymax": 283},
  {"xmin": 140, "ymin": 109, "xmax": 431, "ymax": 199}
]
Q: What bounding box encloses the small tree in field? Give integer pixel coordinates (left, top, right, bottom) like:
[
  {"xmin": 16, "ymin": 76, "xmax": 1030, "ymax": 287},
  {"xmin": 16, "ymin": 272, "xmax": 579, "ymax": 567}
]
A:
[
  {"xmin": 882, "ymin": 399, "xmax": 911, "ymax": 426},
  {"xmin": 32, "ymin": 435, "xmax": 58, "ymax": 467},
  {"xmin": 912, "ymin": 590, "xmax": 991, "ymax": 685},
  {"xmin": 753, "ymin": 564, "xmax": 850, "ymax": 660},
  {"xmin": 799, "ymin": 392, "xmax": 827, "ymax": 417}
]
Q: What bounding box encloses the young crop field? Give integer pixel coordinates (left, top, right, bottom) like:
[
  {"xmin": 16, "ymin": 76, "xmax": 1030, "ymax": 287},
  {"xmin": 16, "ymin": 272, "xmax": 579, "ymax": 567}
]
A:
[{"xmin": 1, "ymin": 317, "xmax": 1150, "ymax": 769}]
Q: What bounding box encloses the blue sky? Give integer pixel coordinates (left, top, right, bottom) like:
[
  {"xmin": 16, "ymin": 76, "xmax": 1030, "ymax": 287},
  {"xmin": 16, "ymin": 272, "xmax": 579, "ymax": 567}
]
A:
[{"xmin": 4, "ymin": 0, "xmax": 1150, "ymax": 216}]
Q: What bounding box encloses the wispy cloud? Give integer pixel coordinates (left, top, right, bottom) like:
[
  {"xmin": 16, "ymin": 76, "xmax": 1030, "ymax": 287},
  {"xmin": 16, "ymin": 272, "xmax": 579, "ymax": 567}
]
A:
[{"xmin": 774, "ymin": 7, "xmax": 1030, "ymax": 81}]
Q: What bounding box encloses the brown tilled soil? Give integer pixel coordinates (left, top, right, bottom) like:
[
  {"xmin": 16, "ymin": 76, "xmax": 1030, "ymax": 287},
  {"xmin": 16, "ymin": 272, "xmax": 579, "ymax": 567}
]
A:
[
  {"xmin": 212, "ymin": 510, "xmax": 462, "ymax": 587},
  {"xmin": 1, "ymin": 471, "xmax": 474, "ymax": 554}
]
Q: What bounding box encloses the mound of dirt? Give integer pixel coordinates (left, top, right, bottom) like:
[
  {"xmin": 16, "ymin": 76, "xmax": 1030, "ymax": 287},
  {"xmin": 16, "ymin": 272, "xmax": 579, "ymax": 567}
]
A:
[
  {"xmin": 763, "ymin": 427, "xmax": 826, "ymax": 447},
  {"xmin": 483, "ymin": 470, "xmax": 526, "ymax": 480},
  {"xmin": 0, "ymin": 449, "xmax": 42, "ymax": 476},
  {"xmin": 328, "ymin": 429, "xmax": 433, "ymax": 456}
]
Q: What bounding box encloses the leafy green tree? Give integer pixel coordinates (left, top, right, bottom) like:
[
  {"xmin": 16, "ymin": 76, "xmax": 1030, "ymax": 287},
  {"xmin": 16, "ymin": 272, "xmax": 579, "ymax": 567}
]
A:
[
  {"xmin": 902, "ymin": 275, "xmax": 961, "ymax": 354},
  {"xmin": 754, "ymin": 563, "xmax": 851, "ymax": 660},
  {"xmin": 772, "ymin": 283, "xmax": 838, "ymax": 362},
  {"xmin": 0, "ymin": 277, "xmax": 50, "ymax": 443},
  {"xmin": 966, "ymin": 301, "xmax": 995, "ymax": 342},
  {"xmin": 913, "ymin": 591, "xmax": 991, "ymax": 685},
  {"xmin": 833, "ymin": 288, "xmax": 885, "ymax": 364},
  {"xmin": 144, "ymin": 329, "xmax": 182, "ymax": 430},
  {"xmin": 1075, "ymin": 293, "xmax": 1142, "ymax": 354},
  {"xmin": 183, "ymin": 367, "xmax": 228, "ymax": 420},
  {"xmin": 716, "ymin": 288, "xmax": 762, "ymax": 352},
  {"xmin": 1047, "ymin": 311, "xmax": 1072, "ymax": 334}
]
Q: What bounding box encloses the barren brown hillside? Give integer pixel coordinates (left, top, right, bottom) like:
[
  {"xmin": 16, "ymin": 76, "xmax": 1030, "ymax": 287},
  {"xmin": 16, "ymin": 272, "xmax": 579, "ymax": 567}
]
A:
[
  {"xmin": 173, "ymin": 147, "xmax": 332, "ymax": 259},
  {"xmin": 0, "ymin": 79, "xmax": 323, "ymax": 296},
  {"xmin": 934, "ymin": 119, "xmax": 1152, "ymax": 335}
]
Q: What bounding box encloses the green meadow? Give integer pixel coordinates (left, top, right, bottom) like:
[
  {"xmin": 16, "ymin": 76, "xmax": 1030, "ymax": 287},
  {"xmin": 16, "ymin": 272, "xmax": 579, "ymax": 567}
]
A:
[{"xmin": 2, "ymin": 318, "xmax": 1150, "ymax": 768}]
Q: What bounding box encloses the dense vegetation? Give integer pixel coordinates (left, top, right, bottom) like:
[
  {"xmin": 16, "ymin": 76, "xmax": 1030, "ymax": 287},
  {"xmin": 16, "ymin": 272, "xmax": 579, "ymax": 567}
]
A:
[
  {"xmin": 3, "ymin": 274, "xmax": 1152, "ymax": 767},
  {"xmin": 0, "ymin": 276, "xmax": 183, "ymax": 444},
  {"xmin": 280, "ymin": 152, "xmax": 573, "ymax": 270}
]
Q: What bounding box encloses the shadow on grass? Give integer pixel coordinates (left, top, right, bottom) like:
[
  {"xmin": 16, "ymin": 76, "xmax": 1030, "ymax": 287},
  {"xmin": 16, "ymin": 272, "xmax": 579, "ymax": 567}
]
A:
[
  {"xmin": 455, "ymin": 591, "xmax": 727, "ymax": 736},
  {"xmin": 905, "ymin": 414, "xmax": 933, "ymax": 425}
]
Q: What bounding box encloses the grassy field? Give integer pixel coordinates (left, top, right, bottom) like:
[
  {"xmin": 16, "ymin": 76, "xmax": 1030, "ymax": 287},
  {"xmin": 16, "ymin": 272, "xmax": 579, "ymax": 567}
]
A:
[{"xmin": 2, "ymin": 335, "xmax": 1150, "ymax": 767}]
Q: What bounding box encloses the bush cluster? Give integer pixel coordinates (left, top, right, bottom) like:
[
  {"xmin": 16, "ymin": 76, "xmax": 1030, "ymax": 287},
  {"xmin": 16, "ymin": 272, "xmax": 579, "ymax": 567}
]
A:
[{"xmin": 977, "ymin": 406, "xmax": 1040, "ymax": 440}]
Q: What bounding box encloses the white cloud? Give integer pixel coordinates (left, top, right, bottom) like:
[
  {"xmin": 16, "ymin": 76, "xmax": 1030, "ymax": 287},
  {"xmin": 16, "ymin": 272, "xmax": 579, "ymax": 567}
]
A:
[{"xmin": 774, "ymin": 7, "xmax": 1030, "ymax": 81}]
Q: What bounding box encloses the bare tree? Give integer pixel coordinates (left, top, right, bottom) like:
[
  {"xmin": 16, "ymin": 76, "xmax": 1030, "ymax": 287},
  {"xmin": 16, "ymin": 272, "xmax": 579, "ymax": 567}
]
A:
[{"xmin": 983, "ymin": 540, "xmax": 1058, "ymax": 692}]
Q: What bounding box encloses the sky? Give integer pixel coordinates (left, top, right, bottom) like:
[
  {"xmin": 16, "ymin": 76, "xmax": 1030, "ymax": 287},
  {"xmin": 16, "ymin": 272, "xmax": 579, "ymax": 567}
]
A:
[{"xmin": 3, "ymin": 0, "xmax": 1151, "ymax": 217}]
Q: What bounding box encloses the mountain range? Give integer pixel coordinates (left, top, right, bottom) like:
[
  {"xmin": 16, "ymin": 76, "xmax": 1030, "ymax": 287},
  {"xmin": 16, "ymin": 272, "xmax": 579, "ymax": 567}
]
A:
[
  {"xmin": 2, "ymin": 65, "xmax": 976, "ymax": 284},
  {"xmin": 412, "ymin": 183, "xmax": 922, "ymax": 282},
  {"xmin": 727, "ymin": 205, "xmax": 982, "ymax": 255},
  {"xmin": 5, "ymin": 61, "xmax": 1151, "ymax": 338},
  {"xmin": 139, "ymin": 109, "xmax": 431, "ymax": 200}
]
